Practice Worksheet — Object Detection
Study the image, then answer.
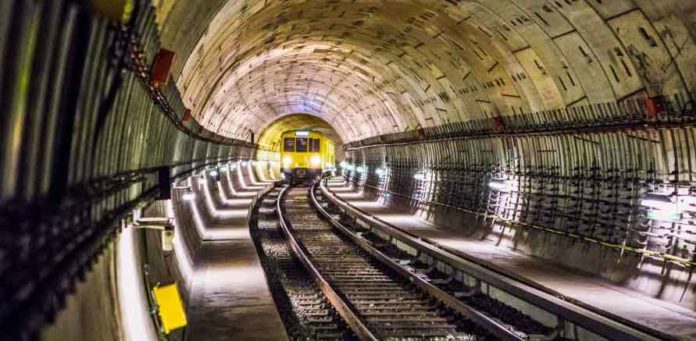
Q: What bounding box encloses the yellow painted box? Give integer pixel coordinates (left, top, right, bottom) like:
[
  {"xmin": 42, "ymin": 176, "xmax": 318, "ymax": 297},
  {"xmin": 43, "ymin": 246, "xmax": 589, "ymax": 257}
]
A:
[{"xmin": 152, "ymin": 283, "xmax": 187, "ymax": 334}]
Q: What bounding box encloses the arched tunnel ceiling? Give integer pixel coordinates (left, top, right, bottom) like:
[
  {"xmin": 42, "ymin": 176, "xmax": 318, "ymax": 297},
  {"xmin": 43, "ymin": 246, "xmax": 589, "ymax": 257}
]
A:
[
  {"xmin": 160, "ymin": 0, "xmax": 696, "ymax": 144},
  {"xmin": 257, "ymin": 114, "xmax": 344, "ymax": 150}
]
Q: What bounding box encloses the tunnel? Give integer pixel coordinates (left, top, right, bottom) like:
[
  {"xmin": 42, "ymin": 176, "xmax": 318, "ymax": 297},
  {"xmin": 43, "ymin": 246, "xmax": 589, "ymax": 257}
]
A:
[{"xmin": 1, "ymin": 0, "xmax": 696, "ymax": 340}]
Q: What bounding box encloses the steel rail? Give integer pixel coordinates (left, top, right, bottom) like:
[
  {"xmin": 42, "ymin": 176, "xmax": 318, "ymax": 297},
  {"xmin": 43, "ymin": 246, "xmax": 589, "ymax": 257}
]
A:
[
  {"xmin": 275, "ymin": 185, "xmax": 378, "ymax": 341},
  {"xmin": 319, "ymin": 179, "xmax": 665, "ymax": 341},
  {"xmin": 309, "ymin": 182, "xmax": 524, "ymax": 340}
]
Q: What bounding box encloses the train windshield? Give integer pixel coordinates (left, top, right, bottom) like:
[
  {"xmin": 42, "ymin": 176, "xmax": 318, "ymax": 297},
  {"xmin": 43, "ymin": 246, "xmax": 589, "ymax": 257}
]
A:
[
  {"xmin": 296, "ymin": 137, "xmax": 308, "ymax": 152},
  {"xmin": 283, "ymin": 138, "xmax": 295, "ymax": 152}
]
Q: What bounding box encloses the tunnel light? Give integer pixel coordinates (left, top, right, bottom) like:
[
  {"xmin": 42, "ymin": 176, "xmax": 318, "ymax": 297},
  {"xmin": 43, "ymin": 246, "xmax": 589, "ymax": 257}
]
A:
[
  {"xmin": 641, "ymin": 194, "xmax": 673, "ymax": 210},
  {"xmin": 182, "ymin": 192, "xmax": 195, "ymax": 201},
  {"xmin": 647, "ymin": 210, "xmax": 681, "ymax": 222},
  {"xmin": 641, "ymin": 193, "xmax": 681, "ymax": 221},
  {"xmin": 356, "ymin": 166, "xmax": 367, "ymax": 174},
  {"xmin": 489, "ymin": 178, "xmax": 511, "ymax": 193},
  {"xmin": 413, "ymin": 171, "xmax": 426, "ymax": 181},
  {"xmin": 310, "ymin": 155, "xmax": 322, "ymax": 167},
  {"xmin": 375, "ymin": 167, "xmax": 387, "ymax": 177}
]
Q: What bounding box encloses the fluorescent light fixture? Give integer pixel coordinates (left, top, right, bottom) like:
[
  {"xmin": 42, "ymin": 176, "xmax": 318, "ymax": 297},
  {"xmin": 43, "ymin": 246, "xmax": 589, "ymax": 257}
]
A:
[
  {"xmin": 295, "ymin": 130, "xmax": 309, "ymax": 137},
  {"xmin": 182, "ymin": 192, "xmax": 195, "ymax": 201},
  {"xmin": 375, "ymin": 167, "xmax": 387, "ymax": 177},
  {"xmin": 489, "ymin": 178, "xmax": 510, "ymax": 192},
  {"xmin": 647, "ymin": 210, "xmax": 681, "ymax": 222},
  {"xmin": 641, "ymin": 194, "xmax": 673, "ymax": 209},
  {"xmin": 413, "ymin": 171, "xmax": 426, "ymax": 181},
  {"xmin": 641, "ymin": 193, "xmax": 682, "ymax": 221}
]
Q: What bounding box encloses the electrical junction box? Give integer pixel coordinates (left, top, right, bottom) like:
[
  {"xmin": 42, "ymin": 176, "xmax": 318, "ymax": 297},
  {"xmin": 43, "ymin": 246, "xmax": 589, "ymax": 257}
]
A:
[{"xmin": 152, "ymin": 283, "xmax": 187, "ymax": 334}]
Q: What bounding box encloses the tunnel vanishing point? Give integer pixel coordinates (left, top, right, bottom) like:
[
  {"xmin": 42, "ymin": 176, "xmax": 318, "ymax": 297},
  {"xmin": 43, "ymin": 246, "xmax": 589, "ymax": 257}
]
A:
[{"xmin": 2, "ymin": 0, "xmax": 696, "ymax": 340}]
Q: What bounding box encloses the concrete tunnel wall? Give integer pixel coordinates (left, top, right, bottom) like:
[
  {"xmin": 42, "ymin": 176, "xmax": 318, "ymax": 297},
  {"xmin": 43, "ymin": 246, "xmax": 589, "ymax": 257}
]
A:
[
  {"xmin": 3, "ymin": 0, "xmax": 696, "ymax": 339},
  {"xmin": 156, "ymin": 0, "xmax": 696, "ymax": 310},
  {"xmin": 40, "ymin": 175, "xmax": 248, "ymax": 341},
  {"xmin": 0, "ymin": 1, "xmax": 258, "ymax": 338},
  {"xmin": 164, "ymin": 0, "xmax": 696, "ymax": 142}
]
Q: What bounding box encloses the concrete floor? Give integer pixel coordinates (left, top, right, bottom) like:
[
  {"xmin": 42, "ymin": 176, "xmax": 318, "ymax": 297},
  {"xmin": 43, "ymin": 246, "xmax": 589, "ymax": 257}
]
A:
[
  {"xmin": 184, "ymin": 169, "xmax": 287, "ymax": 340},
  {"xmin": 185, "ymin": 239, "xmax": 287, "ymax": 341},
  {"xmin": 327, "ymin": 181, "xmax": 696, "ymax": 339}
]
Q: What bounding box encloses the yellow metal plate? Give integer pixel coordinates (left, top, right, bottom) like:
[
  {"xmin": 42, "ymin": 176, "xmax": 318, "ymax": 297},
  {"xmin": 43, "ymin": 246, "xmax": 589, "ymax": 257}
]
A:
[{"xmin": 153, "ymin": 283, "xmax": 187, "ymax": 334}]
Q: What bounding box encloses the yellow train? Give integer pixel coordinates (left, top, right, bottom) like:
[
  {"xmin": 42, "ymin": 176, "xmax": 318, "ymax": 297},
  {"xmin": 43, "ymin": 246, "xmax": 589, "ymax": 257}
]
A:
[{"xmin": 280, "ymin": 129, "xmax": 335, "ymax": 181}]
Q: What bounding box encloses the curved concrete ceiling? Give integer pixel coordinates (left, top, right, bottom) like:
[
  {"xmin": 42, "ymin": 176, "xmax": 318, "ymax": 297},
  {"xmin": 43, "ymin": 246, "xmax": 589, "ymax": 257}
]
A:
[{"xmin": 161, "ymin": 0, "xmax": 696, "ymax": 143}]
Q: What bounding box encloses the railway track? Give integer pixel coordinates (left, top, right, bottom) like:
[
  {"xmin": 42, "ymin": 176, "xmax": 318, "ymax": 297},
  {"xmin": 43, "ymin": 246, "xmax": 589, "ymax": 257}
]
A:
[
  {"xmin": 315, "ymin": 178, "xmax": 667, "ymax": 341},
  {"xmin": 272, "ymin": 184, "xmax": 530, "ymax": 340},
  {"xmin": 256, "ymin": 182, "xmax": 577, "ymax": 340},
  {"xmin": 251, "ymin": 188, "xmax": 356, "ymax": 340}
]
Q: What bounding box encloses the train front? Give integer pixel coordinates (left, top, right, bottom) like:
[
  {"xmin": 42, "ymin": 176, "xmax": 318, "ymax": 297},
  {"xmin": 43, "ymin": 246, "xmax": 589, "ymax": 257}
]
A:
[{"xmin": 281, "ymin": 130, "xmax": 335, "ymax": 181}]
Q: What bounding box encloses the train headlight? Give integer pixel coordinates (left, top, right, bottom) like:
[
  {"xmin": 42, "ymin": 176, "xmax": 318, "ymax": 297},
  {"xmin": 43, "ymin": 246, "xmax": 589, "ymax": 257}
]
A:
[
  {"xmin": 283, "ymin": 156, "xmax": 293, "ymax": 167},
  {"xmin": 310, "ymin": 155, "xmax": 322, "ymax": 167}
]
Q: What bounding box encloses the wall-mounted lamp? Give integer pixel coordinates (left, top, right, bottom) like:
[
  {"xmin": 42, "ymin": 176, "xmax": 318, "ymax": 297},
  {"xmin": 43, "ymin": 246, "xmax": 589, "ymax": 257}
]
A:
[
  {"xmin": 341, "ymin": 161, "xmax": 355, "ymax": 171},
  {"xmin": 413, "ymin": 171, "xmax": 426, "ymax": 181},
  {"xmin": 182, "ymin": 191, "xmax": 195, "ymax": 201},
  {"xmin": 641, "ymin": 193, "xmax": 681, "ymax": 221},
  {"xmin": 489, "ymin": 178, "xmax": 511, "ymax": 193}
]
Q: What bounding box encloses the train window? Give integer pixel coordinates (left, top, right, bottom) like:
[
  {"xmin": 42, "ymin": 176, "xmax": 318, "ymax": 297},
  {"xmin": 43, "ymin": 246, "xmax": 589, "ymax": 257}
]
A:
[
  {"xmin": 296, "ymin": 137, "xmax": 308, "ymax": 152},
  {"xmin": 310, "ymin": 138, "xmax": 321, "ymax": 152},
  {"xmin": 283, "ymin": 138, "xmax": 295, "ymax": 152}
]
